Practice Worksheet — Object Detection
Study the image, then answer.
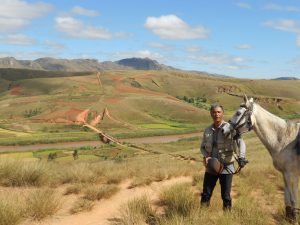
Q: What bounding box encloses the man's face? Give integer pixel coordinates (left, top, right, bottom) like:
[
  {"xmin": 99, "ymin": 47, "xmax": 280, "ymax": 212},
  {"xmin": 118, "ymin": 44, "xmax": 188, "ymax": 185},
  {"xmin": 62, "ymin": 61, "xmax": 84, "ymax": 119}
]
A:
[{"xmin": 210, "ymin": 107, "xmax": 224, "ymax": 124}]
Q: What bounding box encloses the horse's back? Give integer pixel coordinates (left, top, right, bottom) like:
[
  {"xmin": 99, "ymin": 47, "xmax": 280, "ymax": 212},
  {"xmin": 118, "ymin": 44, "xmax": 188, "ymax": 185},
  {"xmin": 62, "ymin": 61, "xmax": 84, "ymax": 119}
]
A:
[{"xmin": 297, "ymin": 123, "xmax": 300, "ymax": 154}]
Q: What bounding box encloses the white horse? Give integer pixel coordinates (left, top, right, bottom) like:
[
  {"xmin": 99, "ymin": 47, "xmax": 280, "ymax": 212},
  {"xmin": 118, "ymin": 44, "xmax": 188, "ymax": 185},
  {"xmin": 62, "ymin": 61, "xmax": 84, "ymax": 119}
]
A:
[{"xmin": 222, "ymin": 95, "xmax": 300, "ymax": 221}]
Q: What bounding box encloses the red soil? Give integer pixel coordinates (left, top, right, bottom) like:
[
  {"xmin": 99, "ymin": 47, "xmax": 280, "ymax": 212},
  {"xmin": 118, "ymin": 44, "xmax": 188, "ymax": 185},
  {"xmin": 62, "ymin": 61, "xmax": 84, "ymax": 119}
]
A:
[
  {"xmin": 10, "ymin": 85, "xmax": 22, "ymax": 96},
  {"xmin": 104, "ymin": 97, "xmax": 122, "ymax": 104},
  {"xmin": 33, "ymin": 108, "xmax": 92, "ymax": 124},
  {"xmin": 115, "ymin": 83, "xmax": 162, "ymax": 96}
]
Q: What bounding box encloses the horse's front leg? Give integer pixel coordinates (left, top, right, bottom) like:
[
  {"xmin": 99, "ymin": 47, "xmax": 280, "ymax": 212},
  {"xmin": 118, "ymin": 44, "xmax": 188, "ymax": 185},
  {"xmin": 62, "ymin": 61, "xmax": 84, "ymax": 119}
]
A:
[{"xmin": 283, "ymin": 172, "xmax": 299, "ymax": 222}]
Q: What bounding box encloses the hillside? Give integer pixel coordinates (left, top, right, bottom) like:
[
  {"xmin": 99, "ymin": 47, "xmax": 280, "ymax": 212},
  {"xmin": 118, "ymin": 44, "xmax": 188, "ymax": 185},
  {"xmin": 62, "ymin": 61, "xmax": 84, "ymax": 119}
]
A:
[
  {"xmin": 272, "ymin": 77, "xmax": 299, "ymax": 80},
  {"xmin": 0, "ymin": 69, "xmax": 299, "ymax": 143}
]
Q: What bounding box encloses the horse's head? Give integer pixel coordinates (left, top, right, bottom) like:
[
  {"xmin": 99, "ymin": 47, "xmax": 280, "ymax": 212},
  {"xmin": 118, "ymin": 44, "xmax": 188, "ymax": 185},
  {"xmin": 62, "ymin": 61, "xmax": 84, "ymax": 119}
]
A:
[{"xmin": 222, "ymin": 95, "xmax": 254, "ymax": 136}]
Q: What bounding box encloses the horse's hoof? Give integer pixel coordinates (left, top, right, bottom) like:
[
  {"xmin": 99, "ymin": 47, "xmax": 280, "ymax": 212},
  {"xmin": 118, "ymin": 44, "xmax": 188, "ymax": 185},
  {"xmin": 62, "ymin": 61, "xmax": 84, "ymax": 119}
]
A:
[{"xmin": 286, "ymin": 206, "xmax": 297, "ymax": 223}]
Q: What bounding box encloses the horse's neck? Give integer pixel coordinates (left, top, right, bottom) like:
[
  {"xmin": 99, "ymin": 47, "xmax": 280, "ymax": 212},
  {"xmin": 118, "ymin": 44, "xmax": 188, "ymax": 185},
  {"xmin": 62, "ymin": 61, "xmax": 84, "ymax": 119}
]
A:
[{"xmin": 252, "ymin": 103, "xmax": 288, "ymax": 155}]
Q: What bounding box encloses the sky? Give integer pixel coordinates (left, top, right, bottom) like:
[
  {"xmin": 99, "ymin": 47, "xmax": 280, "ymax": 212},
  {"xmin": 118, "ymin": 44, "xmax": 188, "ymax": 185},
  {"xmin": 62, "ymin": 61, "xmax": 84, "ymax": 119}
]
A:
[{"xmin": 1, "ymin": 0, "xmax": 300, "ymax": 79}]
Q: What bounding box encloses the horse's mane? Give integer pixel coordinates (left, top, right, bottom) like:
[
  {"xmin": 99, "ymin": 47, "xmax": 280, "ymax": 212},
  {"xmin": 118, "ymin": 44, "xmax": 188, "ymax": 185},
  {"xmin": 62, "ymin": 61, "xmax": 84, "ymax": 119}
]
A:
[{"xmin": 254, "ymin": 103, "xmax": 300, "ymax": 140}]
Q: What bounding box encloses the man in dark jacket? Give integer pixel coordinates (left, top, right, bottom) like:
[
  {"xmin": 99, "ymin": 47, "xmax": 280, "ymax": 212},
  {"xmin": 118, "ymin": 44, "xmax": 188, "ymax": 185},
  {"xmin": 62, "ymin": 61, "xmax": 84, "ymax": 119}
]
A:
[{"xmin": 200, "ymin": 104, "xmax": 247, "ymax": 210}]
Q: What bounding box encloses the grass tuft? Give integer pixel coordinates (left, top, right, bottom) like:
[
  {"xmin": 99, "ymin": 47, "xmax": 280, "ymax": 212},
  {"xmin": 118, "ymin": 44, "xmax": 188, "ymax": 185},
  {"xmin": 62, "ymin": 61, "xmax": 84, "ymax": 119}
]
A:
[
  {"xmin": 25, "ymin": 188, "xmax": 61, "ymax": 221},
  {"xmin": 0, "ymin": 159, "xmax": 49, "ymax": 186},
  {"xmin": 84, "ymin": 184, "xmax": 120, "ymax": 201},
  {"xmin": 0, "ymin": 193, "xmax": 25, "ymax": 225},
  {"xmin": 70, "ymin": 198, "xmax": 95, "ymax": 214},
  {"xmin": 117, "ymin": 195, "xmax": 156, "ymax": 225},
  {"xmin": 159, "ymin": 183, "xmax": 198, "ymax": 218}
]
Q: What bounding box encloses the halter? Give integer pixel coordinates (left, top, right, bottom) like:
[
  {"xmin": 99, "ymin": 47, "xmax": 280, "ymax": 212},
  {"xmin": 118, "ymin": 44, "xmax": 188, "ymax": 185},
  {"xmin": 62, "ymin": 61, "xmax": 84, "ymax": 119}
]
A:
[{"xmin": 229, "ymin": 103, "xmax": 253, "ymax": 135}]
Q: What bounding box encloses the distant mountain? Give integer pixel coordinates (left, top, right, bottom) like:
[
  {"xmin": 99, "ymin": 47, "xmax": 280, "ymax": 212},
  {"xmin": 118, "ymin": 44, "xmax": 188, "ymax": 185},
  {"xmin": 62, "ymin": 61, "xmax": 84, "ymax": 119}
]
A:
[
  {"xmin": 116, "ymin": 57, "xmax": 174, "ymax": 70},
  {"xmin": 0, "ymin": 57, "xmax": 175, "ymax": 72},
  {"xmin": 272, "ymin": 77, "xmax": 299, "ymax": 80}
]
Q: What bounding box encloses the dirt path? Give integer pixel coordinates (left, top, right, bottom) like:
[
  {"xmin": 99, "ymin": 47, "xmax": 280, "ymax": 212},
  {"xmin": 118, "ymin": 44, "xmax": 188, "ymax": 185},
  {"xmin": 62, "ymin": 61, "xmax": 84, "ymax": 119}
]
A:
[
  {"xmin": 0, "ymin": 132, "xmax": 201, "ymax": 152},
  {"xmin": 22, "ymin": 177, "xmax": 192, "ymax": 225}
]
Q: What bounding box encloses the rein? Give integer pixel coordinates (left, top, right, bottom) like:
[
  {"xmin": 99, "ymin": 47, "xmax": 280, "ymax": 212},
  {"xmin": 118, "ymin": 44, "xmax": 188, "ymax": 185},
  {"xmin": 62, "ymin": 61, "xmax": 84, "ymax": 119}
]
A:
[
  {"xmin": 222, "ymin": 128, "xmax": 249, "ymax": 175},
  {"xmin": 222, "ymin": 148, "xmax": 246, "ymax": 175}
]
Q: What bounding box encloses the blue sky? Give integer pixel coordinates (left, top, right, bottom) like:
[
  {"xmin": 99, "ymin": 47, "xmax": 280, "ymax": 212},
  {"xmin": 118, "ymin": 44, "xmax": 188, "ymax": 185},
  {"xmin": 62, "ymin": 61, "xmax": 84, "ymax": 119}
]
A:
[{"xmin": 1, "ymin": 0, "xmax": 300, "ymax": 79}]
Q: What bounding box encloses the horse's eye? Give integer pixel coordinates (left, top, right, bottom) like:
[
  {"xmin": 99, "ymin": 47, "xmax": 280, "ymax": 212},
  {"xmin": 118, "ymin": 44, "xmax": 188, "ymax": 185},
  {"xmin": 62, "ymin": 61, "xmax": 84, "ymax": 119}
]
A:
[{"xmin": 236, "ymin": 111, "xmax": 241, "ymax": 116}]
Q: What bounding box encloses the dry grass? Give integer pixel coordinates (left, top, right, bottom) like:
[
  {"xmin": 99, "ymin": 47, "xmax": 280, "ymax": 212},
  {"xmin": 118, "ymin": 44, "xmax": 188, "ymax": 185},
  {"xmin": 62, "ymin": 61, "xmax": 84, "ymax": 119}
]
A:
[
  {"xmin": 159, "ymin": 183, "xmax": 198, "ymax": 218},
  {"xmin": 0, "ymin": 134, "xmax": 294, "ymax": 224},
  {"xmin": 116, "ymin": 195, "xmax": 156, "ymax": 225},
  {"xmin": 0, "ymin": 159, "xmax": 49, "ymax": 186},
  {"xmin": 70, "ymin": 198, "xmax": 95, "ymax": 214},
  {"xmin": 25, "ymin": 188, "xmax": 61, "ymax": 221},
  {"xmin": 64, "ymin": 183, "xmax": 84, "ymax": 195},
  {"xmin": 83, "ymin": 184, "xmax": 120, "ymax": 201},
  {"xmin": 0, "ymin": 192, "xmax": 25, "ymax": 225}
]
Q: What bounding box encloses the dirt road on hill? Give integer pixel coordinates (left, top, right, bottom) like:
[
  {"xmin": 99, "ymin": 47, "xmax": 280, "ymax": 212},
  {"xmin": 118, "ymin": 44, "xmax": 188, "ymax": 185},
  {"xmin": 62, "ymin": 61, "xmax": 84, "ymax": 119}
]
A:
[{"xmin": 0, "ymin": 132, "xmax": 201, "ymax": 152}]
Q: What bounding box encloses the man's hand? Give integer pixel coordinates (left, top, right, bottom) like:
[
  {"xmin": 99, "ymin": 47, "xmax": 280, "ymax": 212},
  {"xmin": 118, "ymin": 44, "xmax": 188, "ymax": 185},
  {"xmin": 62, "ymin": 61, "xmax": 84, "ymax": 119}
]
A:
[
  {"xmin": 238, "ymin": 157, "xmax": 248, "ymax": 168},
  {"xmin": 203, "ymin": 157, "xmax": 211, "ymax": 166}
]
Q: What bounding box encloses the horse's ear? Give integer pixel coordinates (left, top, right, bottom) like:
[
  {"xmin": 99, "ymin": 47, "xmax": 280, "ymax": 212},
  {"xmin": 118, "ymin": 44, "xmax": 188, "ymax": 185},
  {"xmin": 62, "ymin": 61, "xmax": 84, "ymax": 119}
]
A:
[{"xmin": 243, "ymin": 94, "xmax": 249, "ymax": 103}]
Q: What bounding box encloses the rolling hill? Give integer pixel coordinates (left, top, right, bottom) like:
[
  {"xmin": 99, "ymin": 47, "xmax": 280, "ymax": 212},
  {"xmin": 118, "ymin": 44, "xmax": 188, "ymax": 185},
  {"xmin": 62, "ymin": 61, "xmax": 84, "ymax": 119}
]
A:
[{"xmin": 0, "ymin": 66, "xmax": 299, "ymax": 142}]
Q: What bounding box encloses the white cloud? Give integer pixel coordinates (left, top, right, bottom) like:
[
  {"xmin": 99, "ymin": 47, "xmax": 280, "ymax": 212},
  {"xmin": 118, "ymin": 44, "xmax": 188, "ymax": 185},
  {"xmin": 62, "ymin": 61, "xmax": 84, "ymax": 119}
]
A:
[
  {"xmin": 113, "ymin": 50, "xmax": 163, "ymax": 61},
  {"xmin": 55, "ymin": 16, "xmax": 113, "ymax": 39},
  {"xmin": 185, "ymin": 45, "xmax": 201, "ymax": 53},
  {"xmin": 0, "ymin": 34, "xmax": 35, "ymax": 45},
  {"xmin": 226, "ymin": 65, "xmax": 240, "ymax": 70},
  {"xmin": 263, "ymin": 19, "xmax": 300, "ymax": 33},
  {"xmin": 0, "ymin": 0, "xmax": 52, "ymax": 32},
  {"xmin": 264, "ymin": 3, "xmax": 300, "ymax": 12},
  {"xmin": 0, "ymin": 51, "xmax": 57, "ymax": 60},
  {"xmin": 191, "ymin": 53, "xmax": 244, "ymax": 65},
  {"xmin": 71, "ymin": 6, "xmax": 99, "ymax": 17},
  {"xmin": 236, "ymin": 2, "xmax": 252, "ymax": 9},
  {"xmin": 296, "ymin": 36, "xmax": 300, "ymax": 47},
  {"xmin": 0, "ymin": 18, "xmax": 28, "ymax": 32},
  {"xmin": 236, "ymin": 44, "xmax": 253, "ymax": 49},
  {"xmin": 144, "ymin": 14, "xmax": 209, "ymax": 40},
  {"xmin": 44, "ymin": 40, "xmax": 65, "ymax": 49},
  {"xmin": 264, "ymin": 19, "xmax": 300, "ymax": 48},
  {"xmin": 188, "ymin": 52, "xmax": 248, "ymax": 71}
]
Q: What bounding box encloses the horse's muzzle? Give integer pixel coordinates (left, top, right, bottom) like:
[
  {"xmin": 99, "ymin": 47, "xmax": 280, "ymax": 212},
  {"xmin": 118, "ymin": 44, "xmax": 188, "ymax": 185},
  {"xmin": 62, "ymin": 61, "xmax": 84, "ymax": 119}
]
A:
[{"xmin": 221, "ymin": 123, "xmax": 233, "ymax": 136}]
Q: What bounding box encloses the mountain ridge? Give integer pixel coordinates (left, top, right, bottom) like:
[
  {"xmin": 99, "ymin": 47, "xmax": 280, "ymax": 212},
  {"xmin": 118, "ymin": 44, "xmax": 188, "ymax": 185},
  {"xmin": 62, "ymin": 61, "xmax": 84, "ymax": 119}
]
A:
[{"xmin": 0, "ymin": 57, "xmax": 175, "ymax": 72}]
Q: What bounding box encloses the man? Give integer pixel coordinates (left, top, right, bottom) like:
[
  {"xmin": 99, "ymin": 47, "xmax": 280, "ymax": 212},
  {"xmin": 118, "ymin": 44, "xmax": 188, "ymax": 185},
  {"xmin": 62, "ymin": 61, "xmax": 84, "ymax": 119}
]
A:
[{"xmin": 200, "ymin": 104, "xmax": 247, "ymax": 210}]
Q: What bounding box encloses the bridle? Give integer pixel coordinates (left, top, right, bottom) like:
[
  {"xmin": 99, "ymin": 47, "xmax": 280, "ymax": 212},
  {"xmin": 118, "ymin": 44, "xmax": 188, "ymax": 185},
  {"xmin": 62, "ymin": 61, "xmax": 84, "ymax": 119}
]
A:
[
  {"xmin": 220, "ymin": 103, "xmax": 253, "ymax": 175},
  {"xmin": 229, "ymin": 103, "xmax": 254, "ymax": 135}
]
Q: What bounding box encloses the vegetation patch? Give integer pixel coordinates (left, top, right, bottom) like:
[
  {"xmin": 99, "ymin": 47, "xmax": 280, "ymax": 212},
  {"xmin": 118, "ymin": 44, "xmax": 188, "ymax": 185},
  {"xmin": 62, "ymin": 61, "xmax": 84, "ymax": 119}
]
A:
[
  {"xmin": 83, "ymin": 184, "xmax": 120, "ymax": 201},
  {"xmin": 25, "ymin": 188, "xmax": 61, "ymax": 221},
  {"xmin": 0, "ymin": 193, "xmax": 25, "ymax": 225},
  {"xmin": 118, "ymin": 195, "xmax": 156, "ymax": 225},
  {"xmin": 176, "ymin": 96, "xmax": 210, "ymax": 110},
  {"xmin": 70, "ymin": 198, "xmax": 95, "ymax": 214}
]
